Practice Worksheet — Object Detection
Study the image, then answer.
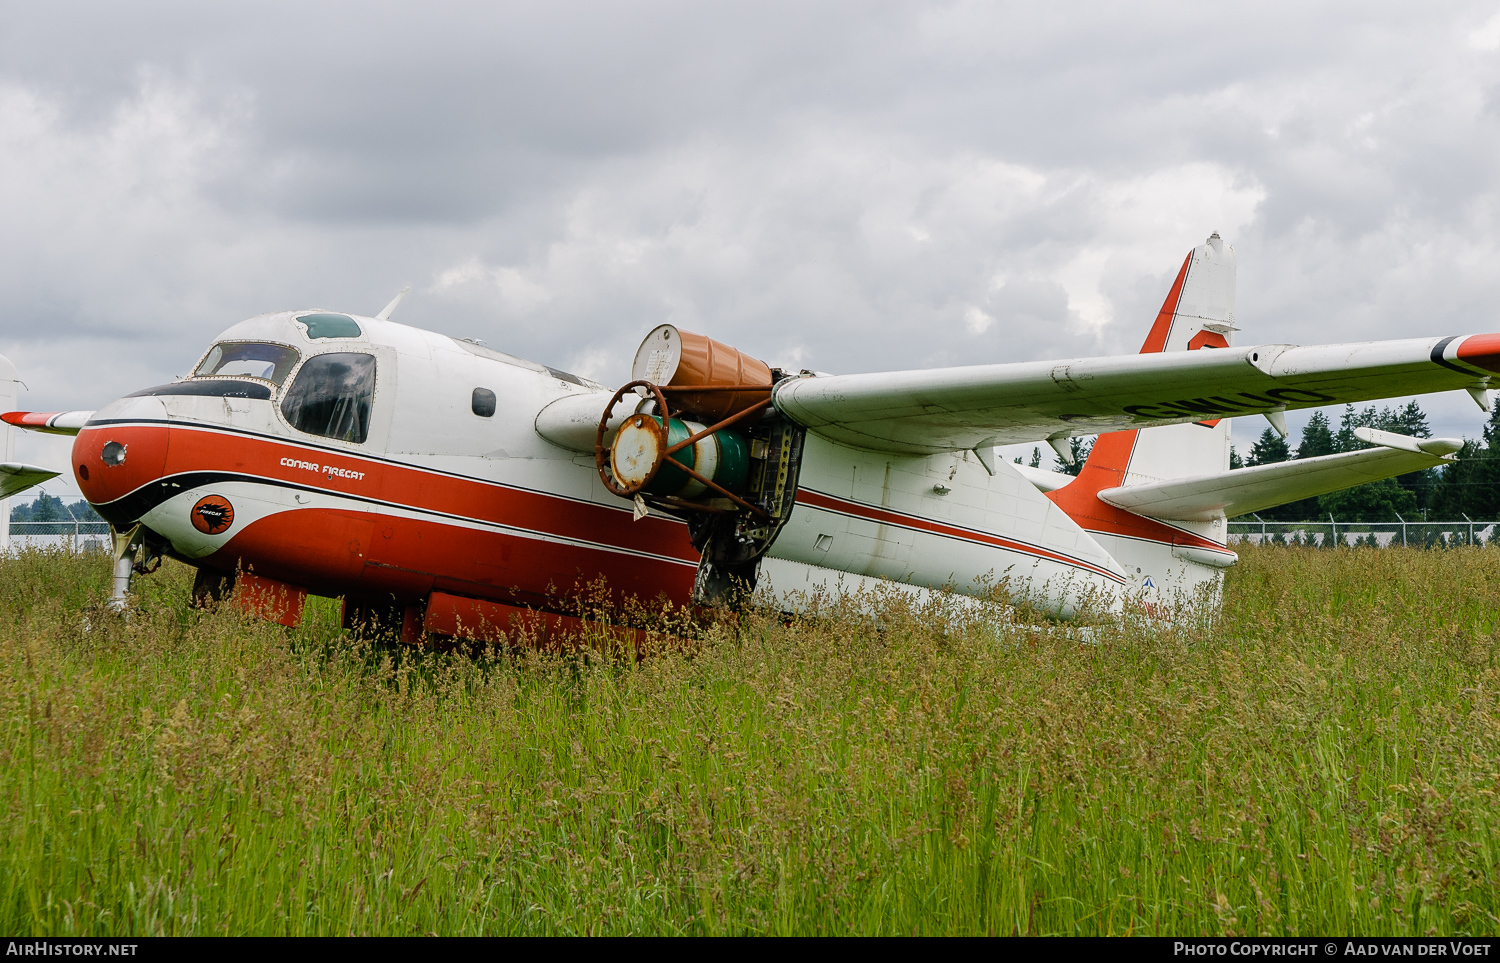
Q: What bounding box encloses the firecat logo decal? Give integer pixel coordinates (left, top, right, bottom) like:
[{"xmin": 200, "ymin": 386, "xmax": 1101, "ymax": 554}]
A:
[{"xmin": 191, "ymin": 495, "xmax": 235, "ymax": 535}]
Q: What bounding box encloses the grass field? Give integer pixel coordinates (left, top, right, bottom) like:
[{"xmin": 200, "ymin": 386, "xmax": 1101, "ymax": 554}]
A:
[{"xmin": 0, "ymin": 545, "xmax": 1497, "ymax": 936}]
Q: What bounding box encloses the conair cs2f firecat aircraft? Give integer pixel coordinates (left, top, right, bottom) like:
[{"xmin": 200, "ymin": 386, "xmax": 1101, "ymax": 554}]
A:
[{"xmin": 0, "ymin": 234, "xmax": 1492, "ymax": 638}]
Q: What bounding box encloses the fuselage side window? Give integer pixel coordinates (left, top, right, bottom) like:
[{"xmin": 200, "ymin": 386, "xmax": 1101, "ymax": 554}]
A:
[
  {"xmin": 472, "ymin": 388, "xmax": 497, "ymax": 417},
  {"xmin": 281, "ymin": 353, "xmax": 377, "ymax": 443},
  {"xmin": 195, "ymin": 342, "xmax": 301, "ymax": 385}
]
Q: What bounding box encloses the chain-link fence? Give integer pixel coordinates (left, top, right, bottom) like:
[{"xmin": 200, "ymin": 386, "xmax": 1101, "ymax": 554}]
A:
[
  {"xmin": 1228, "ymin": 518, "xmax": 1500, "ymax": 548},
  {"xmin": 6, "ymin": 521, "xmax": 111, "ymax": 552}
]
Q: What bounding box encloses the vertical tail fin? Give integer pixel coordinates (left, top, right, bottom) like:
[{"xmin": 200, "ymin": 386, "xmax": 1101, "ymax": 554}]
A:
[
  {"xmin": 1047, "ymin": 235, "xmax": 1240, "ymax": 595},
  {"xmin": 1078, "ymin": 232, "xmax": 1237, "ymax": 486}
]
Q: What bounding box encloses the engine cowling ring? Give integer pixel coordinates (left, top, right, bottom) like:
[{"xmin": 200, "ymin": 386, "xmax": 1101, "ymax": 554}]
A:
[{"xmin": 595, "ymin": 380, "xmax": 672, "ymax": 497}]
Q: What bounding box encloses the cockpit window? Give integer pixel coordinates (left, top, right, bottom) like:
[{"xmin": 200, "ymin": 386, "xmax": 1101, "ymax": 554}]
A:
[
  {"xmin": 195, "ymin": 342, "xmax": 300, "ymax": 385},
  {"xmin": 296, "ymin": 313, "xmax": 363, "ymax": 339},
  {"xmin": 281, "ymin": 353, "xmax": 377, "ymax": 443}
]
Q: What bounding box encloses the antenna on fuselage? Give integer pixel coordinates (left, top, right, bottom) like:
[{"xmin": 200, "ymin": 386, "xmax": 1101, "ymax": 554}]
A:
[{"xmin": 374, "ymin": 286, "xmax": 411, "ymax": 321}]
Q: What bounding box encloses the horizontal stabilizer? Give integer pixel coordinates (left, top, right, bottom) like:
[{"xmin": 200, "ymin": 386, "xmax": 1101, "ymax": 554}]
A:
[
  {"xmin": 0, "ymin": 411, "xmax": 95, "ymax": 436},
  {"xmin": 1097, "ymin": 435, "xmax": 1460, "ymax": 521},
  {"xmin": 0, "ymin": 462, "xmax": 60, "ymax": 499}
]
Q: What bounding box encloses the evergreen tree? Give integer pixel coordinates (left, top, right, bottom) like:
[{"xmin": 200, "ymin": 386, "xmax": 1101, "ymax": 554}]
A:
[
  {"xmin": 11, "ymin": 492, "xmax": 66, "ymax": 522},
  {"xmin": 1429, "ymin": 405, "xmax": 1500, "ymax": 518},
  {"xmin": 68, "ymin": 500, "xmax": 100, "ymax": 523},
  {"xmin": 1246, "ymin": 428, "xmax": 1290, "ymax": 466},
  {"xmin": 1317, "ymin": 476, "xmax": 1417, "ymax": 522},
  {"xmin": 1229, "ymin": 445, "xmax": 1243, "ymax": 470},
  {"xmin": 1244, "ymin": 401, "xmax": 1436, "ymax": 522},
  {"xmin": 1323, "ymin": 401, "xmax": 1439, "ymax": 518},
  {"xmin": 1056, "ymin": 437, "xmax": 1094, "ymax": 476},
  {"xmin": 1371, "ymin": 401, "xmax": 1436, "ymax": 509},
  {"xmin": 1392, "ymin": 400, "xmax": 1431, "ymax": 438},
  {"xmin": 1297, "ymin": 411, "xmax": 1335, "ymax": 458},
  {"xmin": 1271, "ymin": 410, "xmax": 1337, "ymax": 520},
  {"xmin": 1335, "ymin": 404, "xmax": 1377, "ymax": 452},
  {"xmin": 9, "ymin": 494, "xmax": 101, "ymax": 524}
]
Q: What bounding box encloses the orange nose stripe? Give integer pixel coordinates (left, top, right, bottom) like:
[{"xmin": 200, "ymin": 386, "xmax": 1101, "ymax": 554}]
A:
[{"xmin": 72, "ymin": 425, "xmax": 170, "ymax": 507}]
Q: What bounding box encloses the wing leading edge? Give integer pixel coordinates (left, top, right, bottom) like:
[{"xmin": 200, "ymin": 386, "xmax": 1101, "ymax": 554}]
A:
[{"xmin": 772, "ymin": 334, "xmax": 1500, "ymax": 455}]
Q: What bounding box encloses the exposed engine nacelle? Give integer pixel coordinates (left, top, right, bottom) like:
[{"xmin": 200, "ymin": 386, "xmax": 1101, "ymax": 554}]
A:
[
  {"xmin": 588, "ymin": 325, "xmax": 806, "ymax": 605},
  {"xmin": 610, "ymin": 413, "xmax": 750, "ymax": 498}
]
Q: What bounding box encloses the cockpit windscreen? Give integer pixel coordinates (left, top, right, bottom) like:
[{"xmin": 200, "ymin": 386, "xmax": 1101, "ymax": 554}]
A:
[{"xmin": 195, "ymin": 342, "xmax": 301, "ymax": 385}]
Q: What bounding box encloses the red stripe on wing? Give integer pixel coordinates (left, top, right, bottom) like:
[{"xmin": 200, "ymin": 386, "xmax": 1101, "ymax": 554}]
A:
[
  {"xmin": 1, "ymin": 411, "xmax": 59, "ymax": 428},
  {"xmin": 1456, "ymin": 333, "xmax": 1500, "ymax": 374}
]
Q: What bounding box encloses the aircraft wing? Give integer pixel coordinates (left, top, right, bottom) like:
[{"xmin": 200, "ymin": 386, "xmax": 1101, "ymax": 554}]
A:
[
  {"xmin": 0, "ymin": 411, "xmax": 95, "ymax": 436},
  {"xmin": 1095, "ymin": 430, "xmax": 1460, "ymax": 522},
  {"xmin": 0, "ymin": 462, "xmax": 61, "ymax": 499},
  {"xmin": 772, "ymin": 334, "xmax": 1500, "ymax": 454}
]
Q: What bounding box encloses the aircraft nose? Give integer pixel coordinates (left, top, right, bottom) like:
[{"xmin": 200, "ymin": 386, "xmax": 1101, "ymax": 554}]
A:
[{"xmin": 72, "ymin": 398, "xmax": 170, "ymax": 519}]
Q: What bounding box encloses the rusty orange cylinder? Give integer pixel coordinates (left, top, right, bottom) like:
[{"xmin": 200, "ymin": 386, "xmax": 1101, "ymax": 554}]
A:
[{"xmin": 630, "ymin": 324, "xmax": 773, "ymax": 422}]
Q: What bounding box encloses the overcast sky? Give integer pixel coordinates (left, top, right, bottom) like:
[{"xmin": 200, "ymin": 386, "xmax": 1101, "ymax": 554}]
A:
[{"xmin": 6, "ymin": 1, "xmax": 1500, "ymax": 492}]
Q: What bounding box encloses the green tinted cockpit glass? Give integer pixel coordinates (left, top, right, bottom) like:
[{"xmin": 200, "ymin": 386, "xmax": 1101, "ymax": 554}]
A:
[
  {"xmin": 296, "ymin": 313, "xmax": 363, "ymax": 339},
  {"xmin": 194, "ymin": 342, "xmax": 300, "ymax": 385}
]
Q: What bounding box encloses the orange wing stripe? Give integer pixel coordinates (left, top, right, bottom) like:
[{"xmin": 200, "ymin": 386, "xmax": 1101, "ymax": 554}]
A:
[
  {"xmin": 1, "ymin": 411, "xmax": 59, "ymax": 428},
  {"xmin": 1456, "ymin": 333, "xmax": 1500, "ymax": 374}
]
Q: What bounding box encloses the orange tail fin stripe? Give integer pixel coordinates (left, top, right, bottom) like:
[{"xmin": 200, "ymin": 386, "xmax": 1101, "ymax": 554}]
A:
[
  {"xmin": 1045, "ymin": 429, "xmax": 1222, "ymax": 550},
  {"xmin": 1137, "ymin": 252, "xmax": 1193, "ymax": 354}
]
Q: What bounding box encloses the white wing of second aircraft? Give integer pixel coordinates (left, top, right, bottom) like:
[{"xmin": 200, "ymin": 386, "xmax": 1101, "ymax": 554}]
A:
[
  {"xmin": 0, "ymin": 462, "xmax": 60, "ymax": 499},
  {"xmin": 772, "ymin": 335, "xmax": 1500, "ymax": 455}
]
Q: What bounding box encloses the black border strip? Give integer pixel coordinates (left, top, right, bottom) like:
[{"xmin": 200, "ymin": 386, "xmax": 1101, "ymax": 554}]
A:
[
  {"xmin": 97, "ymin": 471, "xmax": 698, "ymax": 569},
  {"xmin": 1430, "ymin": 335, "xmax": 1480, "ymax": 376}
]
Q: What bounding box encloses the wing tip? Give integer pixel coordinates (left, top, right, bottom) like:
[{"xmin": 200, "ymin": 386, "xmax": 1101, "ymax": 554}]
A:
[{"xmin": 1, "ymin": 411, "xmax": 90, "ymax": 435}]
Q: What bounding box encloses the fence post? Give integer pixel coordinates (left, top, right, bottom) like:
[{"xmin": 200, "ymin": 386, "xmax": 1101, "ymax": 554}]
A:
[
  {"xmin": 1328, "ymin": 513, "xmax": 1337, "ymax": 548},
  {"xmin": 1253, "ymin": 512, "xmax": 1267, "ymax": 541}
]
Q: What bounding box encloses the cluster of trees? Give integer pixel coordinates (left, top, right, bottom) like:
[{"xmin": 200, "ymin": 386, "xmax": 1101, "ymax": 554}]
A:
[
  {"xmin": 1016, "ymin": 438, "xmax": 1093, "ymax": 475},
  {"xmin": 8, "ymin": 492, "xmax": 102, "ymax": 523},
  {"xmin": 1015, "ymin": 400, "xmax": 1500, "ymax": 521},
  {"xmin": 1237, "ymin": 401, "xmax": 1500, "ymax": 522}
]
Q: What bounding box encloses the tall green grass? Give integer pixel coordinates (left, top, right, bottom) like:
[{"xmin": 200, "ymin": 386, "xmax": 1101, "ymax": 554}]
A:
[{"xmin": 0, "ymin": 545, "xmax": 1497, "ymax": 935}]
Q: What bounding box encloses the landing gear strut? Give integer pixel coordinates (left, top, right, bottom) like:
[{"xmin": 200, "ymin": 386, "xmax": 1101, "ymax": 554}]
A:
[{"xmin": 107, "ymin": 524, "xmax": 142, "ymax": 613}]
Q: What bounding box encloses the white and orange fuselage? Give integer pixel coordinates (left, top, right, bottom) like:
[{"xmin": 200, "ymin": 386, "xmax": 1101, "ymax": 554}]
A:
[{"xmin": 68, "ymin": 310, "xmax": 1195, "ymax": 634}]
